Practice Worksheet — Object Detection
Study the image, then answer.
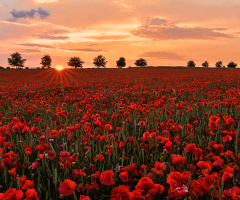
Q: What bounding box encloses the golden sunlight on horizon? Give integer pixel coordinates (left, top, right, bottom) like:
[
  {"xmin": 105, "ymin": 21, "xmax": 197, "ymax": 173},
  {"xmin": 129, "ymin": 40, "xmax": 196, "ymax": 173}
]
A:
[{"xmin": 55, "ymin": 65, "xmax": 64, "ymax": 71}]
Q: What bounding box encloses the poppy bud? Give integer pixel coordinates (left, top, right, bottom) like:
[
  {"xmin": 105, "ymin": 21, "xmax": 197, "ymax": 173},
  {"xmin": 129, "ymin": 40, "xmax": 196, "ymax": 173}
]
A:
[{"xmin": 49, "ymin": 139, "xmax": 54, "ymax": 143}]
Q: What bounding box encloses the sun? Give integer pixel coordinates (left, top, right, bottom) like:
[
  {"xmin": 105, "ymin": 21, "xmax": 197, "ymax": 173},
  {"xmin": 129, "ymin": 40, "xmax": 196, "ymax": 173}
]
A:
[{"xmin": 55, "ymin": 65, "xmax": 64, "ymax": 71}]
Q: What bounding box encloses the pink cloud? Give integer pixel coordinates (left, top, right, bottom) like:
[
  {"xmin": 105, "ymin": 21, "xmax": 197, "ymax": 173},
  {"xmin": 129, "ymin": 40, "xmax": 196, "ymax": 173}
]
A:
[{"xmin": 132, "ymin": 17, "xmax": 233, "ymax": 40}]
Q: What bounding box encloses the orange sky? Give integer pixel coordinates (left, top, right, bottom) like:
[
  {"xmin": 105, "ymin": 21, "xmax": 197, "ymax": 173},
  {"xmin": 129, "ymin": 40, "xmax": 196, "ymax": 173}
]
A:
[{"xmin": 0, "ymin": 0, "xmax": 240, "ymax": 68}]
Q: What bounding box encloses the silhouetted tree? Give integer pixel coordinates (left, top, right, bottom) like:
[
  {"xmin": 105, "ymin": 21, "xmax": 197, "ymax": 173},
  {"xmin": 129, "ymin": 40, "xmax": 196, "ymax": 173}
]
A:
[
  {"xmin": 93, "ymin": 55, "xmax": 107, "ymax": 68},
  {"xmin": 215, "ymin": 61, "xmax": 222, "ymax": 68},
  {"xmin": 41, "ymin": 55, "xmax": 52, "ymax": 69},
  {"xmin": 227, "ymin": 61, "xmax": 237, "ymax": 68},
  {"xmin": 116, "ymin": 57, "xmax": 126, "ymax": 68},
  {"xmin": 202, "ymin": 61, "xmax": 209, "ymax": 68},
  {"xmin": 135, "ymin": 58, "xmax": 147, "ymax": 67},
  {"xmin": 8, "ymin": 52, "xmax": 26, "ymax": 69},
  {"xmin": 187, "ymin": 60, "xmax": 196, "ymax": 68},
  {"xmin": 67, "ymin": 57, "xmax": 84, "ymax": 69}
]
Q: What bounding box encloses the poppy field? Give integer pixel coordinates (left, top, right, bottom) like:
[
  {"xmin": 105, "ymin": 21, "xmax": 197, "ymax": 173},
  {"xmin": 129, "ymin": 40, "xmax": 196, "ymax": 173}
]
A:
[{"xmin": 0, "ymin": 67, "xmax": 240, "ymax": 200}]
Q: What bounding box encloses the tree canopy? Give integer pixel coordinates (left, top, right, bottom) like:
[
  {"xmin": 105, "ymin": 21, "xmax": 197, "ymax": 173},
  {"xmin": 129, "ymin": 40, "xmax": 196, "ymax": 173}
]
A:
[
  {"xmin": 93, "ymin": 55, "xmax": 107, "ymax": 68},
  {"xmin": 202, "ymin": 61, "xmax": 209, "ymax": 68},
  {"xmin": 67, "ymin": 57, "xmax": 84, "ymax": 69},
  {"xmin": 227, "ymin": 61, "xmax": 237, "ymax": 68},
  {"xmin": 116, "ymin": 57, "xmax": 126, "ymax": 68},
  {"xmin": 41, "ymin": 55, "xmax": 52, "ymax": 69},
  {"xmin": 187, "ymin": 60, "xmax": 196, "ymax": 68},
  {"xmin": 135, "ymin": 58, "xmax": 147, "ymax": 67},
  {"xmin": 215, "ymin": 61, "xmax": 223, "ymax": 68},
  {"xmin": 8, "ymin": 52, "xmax": 26, "ymax": 68}
]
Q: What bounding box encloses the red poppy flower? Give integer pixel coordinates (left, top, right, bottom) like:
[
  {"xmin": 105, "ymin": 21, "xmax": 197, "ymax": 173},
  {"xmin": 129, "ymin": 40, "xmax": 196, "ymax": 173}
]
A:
[
  {"xmin": 193, "ymin": 148, "xmax": 202, "ymax": 161},
  {"xmin": 128, "ymin": 190, "xmax": 144, "ymax": 200},
  {"xmin": 184, "ymin": 143, "xmax": 196, "ymax": 154},
  {"xmin": 189, "ymin": 180, "xmax": 203, "ymax": 199},
  {"xmin": 100, "ymin": 170, "xmax": 115, "ymax": 185},
  {"xmin": 79, "ymin": 195, "xmax": 91, "ymax": 200},
  {"xmin": 151, "ymin": 161, "xmax": 167, "ymax": 175},
  {"xmin": 163, "ymin": 141, "xmax": 173, "ymax": 153},
  {"xmin": 8, "ymin": 168, "xmax": 16, "ymax": 178},
  {"xmin": 2, "ymin": 188, "xmax": 23, "ymax": 200},
  {"xmin": 171, "ymin": 154, "xmax": 186, "ymax": 167},
  {"xmin": 24, "ymin": 189, "xmax": 39, "ymax": 200},
  {"xmin": 95, "ymin": 154, "xmax": 104, "ymax": 162},
  {"xmin": 111, "ymin": 185, "xmax": 130, "ymax": 199},
  {"xmin": 58, "ymin": 179, "xmax": 76, "ymax": 196},
  {"xmin": 222, "ymin": 171, "xmax": 233, "ymax": 181},
  {"xmin": 119, "ymin": 171, "xmax": 129, "ymax": 183},
  {"xmin": 197, "ymin": 161, "xmax": 211, "ymax": 175},
  {"xmin": 135, "ymin": 177, "xmax": 164, "ymax": 198},
  {"xmin": 22, "ymin": 180, "xmax": 34, "ymax": 190},
  {"xmin": 19, "ymin": 175, "xmax": 27, "ymax": 188}
]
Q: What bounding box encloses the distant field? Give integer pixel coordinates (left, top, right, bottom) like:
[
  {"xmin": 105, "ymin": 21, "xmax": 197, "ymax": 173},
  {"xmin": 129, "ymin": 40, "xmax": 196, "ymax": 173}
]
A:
[{"xmin": 0, "ymin": 68, "xmax": 240, "ymax": 200}]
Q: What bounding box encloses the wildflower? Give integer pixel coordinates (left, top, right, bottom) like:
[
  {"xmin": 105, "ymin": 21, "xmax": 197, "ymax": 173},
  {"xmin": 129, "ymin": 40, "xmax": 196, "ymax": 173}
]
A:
[
  {"xmin": 151, "ymin": 161, "xmax": 167, "ymax": 175},
  {"xmin": 58, "ymin": 179, "xmax": 76, "ymax": 196},
  {"xmin": 100, "ymin": 170, "xmax": 115, "ymax": 185}
]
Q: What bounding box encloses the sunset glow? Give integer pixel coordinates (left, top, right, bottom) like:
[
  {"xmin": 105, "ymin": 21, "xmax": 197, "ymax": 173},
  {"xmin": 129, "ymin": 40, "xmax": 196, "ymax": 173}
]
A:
[
  {"xmin": 55, "ymin": 65, "xmax": 64, "ymax": 71},
  {"xmin": 0, "ymin": 0, "xmax": 240, "ymax": 68}
]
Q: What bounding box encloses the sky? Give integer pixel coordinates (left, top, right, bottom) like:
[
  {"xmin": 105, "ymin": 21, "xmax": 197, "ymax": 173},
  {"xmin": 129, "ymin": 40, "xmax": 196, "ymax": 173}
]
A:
[{"xmin": 0, "ymin": 0, "xmax": 240, "ymax": 68}]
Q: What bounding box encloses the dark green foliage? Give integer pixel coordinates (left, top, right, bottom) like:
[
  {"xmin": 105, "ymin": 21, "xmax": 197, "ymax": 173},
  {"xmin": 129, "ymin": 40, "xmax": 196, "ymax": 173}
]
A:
[
  {"xmin": 93, "ymin": 55, "xmax": 107, "ymax": 68},
  {"xmin": 215, "ymin": 61, "xmax": 223, "ymax": 68},
  {"xmin": 202, "ymin": 61, "xmax": 209, "ymax": 68},
  {"xmin": 41, "ymin": 55, "xmax": 52, "ymax": 69},
  {"xmin": 135, "ymin": 58, "xmax": 147, "ymax": 67},
  {"xmin": 116, "ymin": 57, "xmax": 126, "ymax": 68},
  {"xmin": 8, "ymin": 52, "xmax": 26, "ymax": 68},
  {"xmin": 187, "ymin": 60, "xmax": 196, "ymax": 68},
  {"xmin": 227, "ymin": 61, "xmax": 237, "ymax": 68},
  {"xmin": 67, "ymin": 57, "xmax": 84, "ymax": 69}
]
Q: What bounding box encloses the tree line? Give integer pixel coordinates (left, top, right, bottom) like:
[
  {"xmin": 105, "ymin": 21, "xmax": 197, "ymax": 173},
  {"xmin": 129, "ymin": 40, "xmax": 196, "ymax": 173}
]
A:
[
  {"xmin": 5, "ymin": 52, "xmax": 147, "ymax": 69},
  {"xmin": 3, "ymin": 52, "xmax": 238, "ymax": 69},
  {"xmin": 187, "ymin": 60, "xmax": 237, "ymax": 68}
]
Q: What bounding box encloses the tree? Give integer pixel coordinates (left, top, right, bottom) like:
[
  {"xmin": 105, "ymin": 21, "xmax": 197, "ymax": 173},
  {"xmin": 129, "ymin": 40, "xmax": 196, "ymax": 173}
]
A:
[
  {"xmin": 8, "ymin": 52, "xmax": 26, "ymax": 69},
  {"xmin": 40, "ymin": 55, "xmax": 52, "ymax": 69},
  {"xmin": 116, "ymin": 57, "xmax": 126, "ymax": 68},
  {"xmin": 227, "ymin": 61, "xmax": 237, "ymax": 68},
  {"xmin": 135, "ymin": 58, "xmax": 147, "ymax": 67},
  {"xmin": 202, "ymin": 61, "xmax": 209, "ymax": 68},
  {"xmin": 67, "ymin": 57, "xmax": 84, "ymax": 69},
  {"xmin": 215, "ymin": 61, "xmax": 222, "ymax": 68},
  {"xmin": 187, "ymin": 60, "xmax": 196, "ymax": 68},
  {"xmin": 93, "ymin": 55, "xmax": 107, "ymax": 68}
]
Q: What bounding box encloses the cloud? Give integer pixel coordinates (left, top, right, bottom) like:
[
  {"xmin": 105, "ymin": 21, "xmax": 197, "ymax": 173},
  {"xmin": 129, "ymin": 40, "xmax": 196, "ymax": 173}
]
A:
[
  {"xmin": 17, "ymin": 43, "xmax": 54, "ymax": 48},
  {"xmin": 33, "ymin": 34, "xmax": 69, "ymax": 40},
  {"xmin": 20, "ymin": 49, "xmax": 42, "ymax": 53},
  {"xmin": 59, "ymin": 48, "xmax": 106, "ymax": 53},
  {"xmin": 33, "ymin": 29, "xmax": 70, "ymax": 40},
  {"xmin": 85, "ymin": 35, "xmax": 130, "ymax": 41},
  {"xmin": 139, "ymin": 51, "xmax": 185, "ymax": 60},
  {"xmin": 132, "ymin": 17, "xmax": 233, "ymax": 40},
  {"xmin": 34, "ymin": 0, "xmax": 58, "ymax": 3},
  {"xmin": 10, "ymin": 7, "xmax": 50, "ymax": 20},
  {"xmin": 113, "ymin": 0, "xmax": 133, "ymax": 11}
]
